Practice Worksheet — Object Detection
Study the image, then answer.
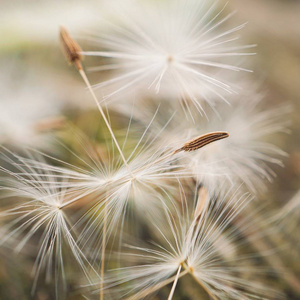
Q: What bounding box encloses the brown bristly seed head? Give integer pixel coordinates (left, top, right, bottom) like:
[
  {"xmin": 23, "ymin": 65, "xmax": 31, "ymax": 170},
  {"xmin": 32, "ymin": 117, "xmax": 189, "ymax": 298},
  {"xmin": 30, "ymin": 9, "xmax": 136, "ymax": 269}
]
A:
[
  {"xmin": 173, "ymin": 131, "xmax": 229, "ymax": 154},
  {"xmin": 59, "ymin": 26, "xmax": 83, "ymax": 70}
]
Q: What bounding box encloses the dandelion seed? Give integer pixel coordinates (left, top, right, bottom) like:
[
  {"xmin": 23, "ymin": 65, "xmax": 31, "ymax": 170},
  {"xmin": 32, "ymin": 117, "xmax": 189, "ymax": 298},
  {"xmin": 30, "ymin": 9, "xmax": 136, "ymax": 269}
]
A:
[
  {"xmin": 0, "ymin": 149, "xmax": 98, "ymax": 294},
  {"xmin": 60, "ymin": 26, "xmax": 132, "ymax": 174},
  {"xmin": 150, "ymin": 91, "xmax": 290, "ymax": 194},
  {"xmin": 0, "ymin": 126, "xmax": 184, "ymax": 262},
  {"xmin": 0, "ymin": 0, "xmax": 294, "ymax": 299},
  {"xmin": 173, "ymin": 131, "xmax": 229, "ymax": 153},
  {"xmin": 81, "ymin": 0, "xmax": 255, "ymax": 116},
  {"xmin": 12, "ymin": 120, "xmax": 229, "ymax": 263},
  {"xmin": 60, "ymin": 26, "xmax": 83, "ymax": 70},
  {"xmin": 92, "ymin": 187, "xmax": 278, "ymax": 299}
]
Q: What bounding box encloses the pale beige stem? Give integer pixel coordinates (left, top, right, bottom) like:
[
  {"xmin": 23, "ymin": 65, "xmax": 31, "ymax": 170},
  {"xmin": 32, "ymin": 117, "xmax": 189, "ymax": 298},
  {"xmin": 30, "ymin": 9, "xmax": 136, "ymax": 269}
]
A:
[
  {"xmin": 60, "ymin": 26, "xmax": 130, "ymax": 173},
  {"xmin": 167, "ymin": 264, "xmax": 182, "ymax": 300},
  {"xmin": 126, "ymin": 269, "xmax": 188, "ymax": 300},
  {"xmin": 78, "ymin": 69, "xmax": 132, "ymax": 175},
  {"xmin": 100, "ymin": 202, "xmax": 108, "ymax": 300}
]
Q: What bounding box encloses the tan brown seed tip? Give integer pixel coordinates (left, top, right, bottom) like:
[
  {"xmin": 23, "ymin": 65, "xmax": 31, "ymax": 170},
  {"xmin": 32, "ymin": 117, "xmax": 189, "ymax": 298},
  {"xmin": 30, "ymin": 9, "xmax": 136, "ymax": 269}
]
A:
[
  {"xmin": 59, "ymin": 26, "xmax": 83, "ymax": 70},
  {"xmin": 174, "ymin": 131, "xmax": 229, "ymax": 154}
]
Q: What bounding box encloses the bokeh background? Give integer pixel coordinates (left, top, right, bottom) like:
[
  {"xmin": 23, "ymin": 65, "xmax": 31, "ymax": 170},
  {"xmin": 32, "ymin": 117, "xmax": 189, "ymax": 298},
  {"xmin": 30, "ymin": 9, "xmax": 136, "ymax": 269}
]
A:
[{"xmin": 0, "ymin": 0, "xmax": 299, "ymax": 299}]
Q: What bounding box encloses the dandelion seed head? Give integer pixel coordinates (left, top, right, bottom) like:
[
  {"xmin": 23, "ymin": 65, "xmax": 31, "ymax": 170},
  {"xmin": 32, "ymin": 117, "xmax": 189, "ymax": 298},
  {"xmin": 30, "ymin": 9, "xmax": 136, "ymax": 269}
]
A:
[
  {"xmin": 98, "ymin": 187, "xmax": 277, "ymax": 299},
  {"xmin": 0, "ymin": 149, "xmax": 96, "ymax": 291},
  {"xmin": 147, "ymin": 90, "xmax": 291, "ymax": 194},
  {"xmin": 83, "ymin": 0, "xmax": 254, "ymax": 115}
]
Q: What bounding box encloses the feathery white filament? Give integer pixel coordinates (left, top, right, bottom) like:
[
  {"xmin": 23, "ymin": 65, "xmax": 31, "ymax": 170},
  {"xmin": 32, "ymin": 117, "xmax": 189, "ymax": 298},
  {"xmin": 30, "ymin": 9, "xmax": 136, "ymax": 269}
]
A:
[{"xmin": 82, "ymin": 0, "xmax": 255, "ymax": 115}]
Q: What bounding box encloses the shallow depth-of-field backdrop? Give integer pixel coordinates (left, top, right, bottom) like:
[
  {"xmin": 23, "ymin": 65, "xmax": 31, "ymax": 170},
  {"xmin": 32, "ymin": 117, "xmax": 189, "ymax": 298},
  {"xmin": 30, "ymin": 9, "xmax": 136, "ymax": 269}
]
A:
[{"xmin": 0, "ymin": 0, "xmax": 299, "ymax": 299}]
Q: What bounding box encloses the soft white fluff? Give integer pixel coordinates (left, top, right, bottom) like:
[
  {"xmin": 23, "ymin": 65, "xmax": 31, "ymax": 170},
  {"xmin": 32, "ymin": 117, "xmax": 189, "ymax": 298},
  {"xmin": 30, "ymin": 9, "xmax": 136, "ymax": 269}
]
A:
[{"xmin": 82, "ymin": 0, "xmax": 254, "ymax": 115}]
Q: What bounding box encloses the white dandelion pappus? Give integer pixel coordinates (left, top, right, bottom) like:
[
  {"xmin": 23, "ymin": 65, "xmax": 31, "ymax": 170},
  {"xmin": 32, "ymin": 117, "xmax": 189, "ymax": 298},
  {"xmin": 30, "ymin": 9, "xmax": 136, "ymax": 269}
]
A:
[
  {"xmin": 0, "ymin": 118, "xmax": 185, "ymax": 254},
  {"xmin": 0, "ymin": 148, "xmax": 97, "ymax": 294},
  {"xmin": 93, "ymin": 186, "xmax": 278, "ymax": 300},
  {"xmin": 148, "ymin": 91, "xmax": 290, "ymax": 194},
  {"xmin": 189, "ymin": 99, "xmax": 290, "ymax": 194},
  {"xmin": 5, "ymin": 123, "xmax": 228, "ymax": 263},
  {"xmin": 15, "ymin": 136, "xmax": 190, "ymax": 260},
  {"xmin": 82, "ymin": 0, "xmax": 254, "ymax": 115}
]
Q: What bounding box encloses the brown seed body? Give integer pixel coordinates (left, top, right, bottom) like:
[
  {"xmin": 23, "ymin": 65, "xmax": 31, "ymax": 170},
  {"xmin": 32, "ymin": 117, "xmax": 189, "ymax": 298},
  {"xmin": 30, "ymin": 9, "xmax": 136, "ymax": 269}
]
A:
[
  {"xmin": 174, "ymin": 131, "xmax": 229, "ymax": 154},
  {"xmin": 59, "ymin": 26, "xmax": 83, "ymax": 70}
]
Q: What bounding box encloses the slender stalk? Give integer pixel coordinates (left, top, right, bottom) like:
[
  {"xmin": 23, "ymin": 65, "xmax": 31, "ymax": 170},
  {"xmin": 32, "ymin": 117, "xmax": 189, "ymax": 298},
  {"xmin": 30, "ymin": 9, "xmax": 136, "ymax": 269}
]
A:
[
  {"xmin": 59, "ymin": 26, "xmax": 132, "ymax": 176},
  {"xmin": 78, "ymin": 69, "xmax": 132, "ymax": 176},
  {"xmin": 100, "ymin": 202, "xmax": 108, "ymax": 300},
  {"xmin": 126, "ymin": 269, "xmax": 188, "ymax": 300},
  {"xmin": 167, "ymin": 264, "xmax": 182, "ymax": 300}
]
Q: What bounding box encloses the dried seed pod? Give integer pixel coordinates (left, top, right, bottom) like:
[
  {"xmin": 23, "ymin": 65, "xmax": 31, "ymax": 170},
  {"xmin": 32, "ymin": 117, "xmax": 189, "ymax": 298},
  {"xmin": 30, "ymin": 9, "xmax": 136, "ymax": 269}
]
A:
[
  {"xmin": 174, "ymin": 131, "xmax": 229, "ymax": 154},
  {"xmin": 59, "ymin": 26, "xmax": 83, "ymax": 70}
]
